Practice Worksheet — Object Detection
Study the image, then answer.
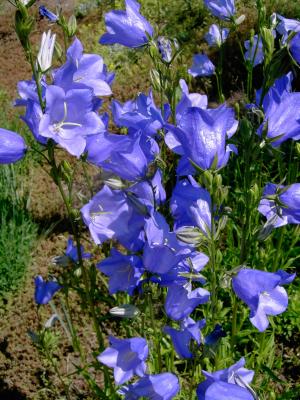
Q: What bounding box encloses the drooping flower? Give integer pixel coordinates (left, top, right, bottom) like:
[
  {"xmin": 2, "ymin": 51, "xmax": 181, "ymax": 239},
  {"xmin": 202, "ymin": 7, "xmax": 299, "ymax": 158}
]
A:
[
  {"xmin": 204, "ymin": 0, "xmax": 236, "ymax": 21},
  {"xmin": 143, "ymin": 212, "xmax": 191, "ymax": 275},
  {"xmin": 98, "ymin": 336, "xmax": 148, "ymax": 385},
  {"xmin": 165, "ymin": 282, "xmax": 210, "ymax": 321},
  {"xmin": 232, "ymin": 268, "xmax": 296, "ymax": 331},
  {"xmin": 39, "ymin": 85, "xmax": 105, "ymax": 157},
  {"xmin": 205, "ymin": 24, "xmax": 229, "ymax": 47},
  {"xmin": 0, "ymin": 128, "xmax": 27, "ymax": 164},
  {"xmin": 39, "ymin": 5, "xmax": 59, "ymax": 22},
  {"xmin": 37, "ymin": 31, "xmax": 56, "ymax": 73},
  {"xmin": 276, "ymin": 14, "xmax": 300, "ymax": 42},
  {"xmin": 97, "ymin": 248, "xmax": 144, "ymax": 295},
  {"xmin": 197, "ymin": 358, "xmax": 255, "ymax": 399},
  {"xmin": 164, "ymin": 317, "xmax": 206, "ymax": 358},
  {"xmin": 86, "ymin": 131, "xmax": 158, "ymax": 181},
  {"xmin": 81, "ymin": 185, "xmax": 146, "ymax": 251},
  {"xmin": 244, "ymin": 35, "xmax": 264, "ymax": 67},
  {"xmin": 165, "ymin": 105, "xmax": 238, "ymax": 172},
  {"xmin": 34, "ymin": 276, "xmax": 61, "ymax": 305},
  {"xmin": 112, "ymin": 91, "xmax": 165, "ymax": 137},
  {"xmin": 188, "ymin": 54, "xmax": 215, "ymax": 77},
  {"xmin": 258, "ymin": 183, "xmax": 300, "ymax": 227},
  {"xmin": 65, "ymin": 237, "xmax": 91, "ymax": 263},
  {"xmin": 99, "ymin": 0, "xmax": 153, "ymax": 48},
  {"xmin": 257, "ymin": 73, "xmax": 300, "ymax": 146},
  {"xmin": 290, "ymin": 31, "xmax": 300, "ymax": 65},
  {"xmin": 53, "ymin": 38, "xmax": 114, "ymax": 96},
  {"xmin": 205, "ymin": 324, "xmax": 226, "ymax": 345},
  {"xmin": 170, "ymin": 177, "xmax": 212, "ymax": 236},
  {"xmin": 119, "ymin": 373, "xmax": 180, "ymax": 400}
]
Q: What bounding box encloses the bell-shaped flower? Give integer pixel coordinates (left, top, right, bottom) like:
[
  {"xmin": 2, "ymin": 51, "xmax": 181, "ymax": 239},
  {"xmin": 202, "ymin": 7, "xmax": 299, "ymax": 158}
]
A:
[
  {"xmin": 99, "ymin": 0, "xmax": 153, "ymax": 48},
  {"xmin": 290, "ymin": 32, "xmax": 300, "ymax": 65},
  {"xmin": 244, "ymin": 35, "xmax": 264, "ymax": 67},
  {"xmin": 86, "ymin": 131, "xmax": 158, "ymax": 181},
  {"xmin": 128, "ymin": 169, "xmax": 166, "ymax": 209},
  {"xmin": 205, "ymin": 24, "xmax": 229, "ymax": 47},
  {"xmin": 204, "ymin": 0, "xmax": 236, "ymax": 21},
  {"xmin": 165, "ymin": 282, "xmax": 210, "ymax": 321},
  {"xmin": 37, "ymin": 31, "xmax": 56, "ymax": 73},
  {"xmin": 188, "ymin": 54, "xmax": 215, "ymax": 77},
  {"xmin": 81, "ymin": 185, "xmax": 146, "ymax": 251},
  {"xmin": 98, "ymin": 336, "xmax": 148, "ymax": 385},
  {"xmin": 276, "ymin": 14, "xmax": 300, "ymax": 42},
  {"xmin": 143, "ymin": 212, "xmax": 192, "ymax": 275},
  {"xmin": 112, "ymin": 91, "xmax": 165, "ymax": 137},
  {"xmin": 0, "ymin": 128, "xmax": 27, "ymax": 164},
  {"xmin": 119, "ymin": 373, "xmax": 180, "ymax": 400},
  {"xmin": 164, "ymin": 317, "xmax": 206, "ymax": 358},
  {"xmin": 175, "ymin": 79, "xmax": 208, "ymax": 124},
  {"xmin": 39, "ymin": 85, "xmax": 105, "ymax": 157},
  {"xmin": 257, "ymin": 74, "xmax": 300, "ymax": 146},
  {"xmin": 204, "ymin": 381, "xmax": 255, "ymax": 400},
  {"xmin": 97, "ymin": 248, "xmax": 144, "ymax": 295},
  {"xmin": 232, "ymin": 268, "xmax": 296, "ymax": 332},
  {"xmin": 53, "ymin": 38, "xmax": 114, "ymax": 96},
  {"xmin": 34, "ymin": 276, "xmax": 61, "ymax": 305},
  {"xmin": 258, "ymin": 183, "xmax": 300, "ymax": 228},
  {"xmin": 171, "ymin": 177, "xmax": 212, "ymax": 236},
  {"xmin": 65, "ymin": 237, "xmax": 91, "ymax": 263},
  {"xmin": 166, "ymin": 105, "xmax": 238, "ymax": 172},
  {"xmin": 39, "ymin": 5, "xmax": 59, "ymax": 22},
  {"xmin": 197, "ymin": 358, "xmax": 255, "ymax": 399}
]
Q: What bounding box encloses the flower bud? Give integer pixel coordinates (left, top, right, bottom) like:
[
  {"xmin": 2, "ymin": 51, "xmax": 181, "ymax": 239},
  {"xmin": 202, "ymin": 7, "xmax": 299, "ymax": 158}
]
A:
[
  {"xmin": 37, "ymin": 30, "xmax": 56, "ymax": 72},
  {"xmin": 67, "ymin": 15, "xmax": 77, "ymax": 37},
  {"xmin": 235, "ymin": 14, "xmax": 246, "ymax": 25},
  {"xmin": 0, "ymin": 128, "xmax": 27, "ymax": 164},
  {"xmin": 109, "ymin": 304, "xmax": 140, "ymax": 318},
  {"xmin": 176, "ymin": 226, "xmax": 204, "ymax": 245}
]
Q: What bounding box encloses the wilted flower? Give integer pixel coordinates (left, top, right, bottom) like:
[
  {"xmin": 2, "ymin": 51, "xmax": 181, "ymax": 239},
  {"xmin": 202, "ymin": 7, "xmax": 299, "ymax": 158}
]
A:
[
  {"xmin": 244, "ymin": 35, "xmax": 264, "ymax": 67},
  {"xmin": 81, "ymin": 185, "xmax": 146, "ymax": 251},
  {"xmin": 0, "ymin": 128, "xmax": 27, "ymax": 164},
  {"xmin": 53, "ymin": 38, "xmax": 114, "ymax": 96},
  {"xmin": 98, "ymin": 336, "xmax": 148, "ymax": 385},
  {"xmin": 164, "ymin": 317, "xmax": 206, "ymax": 358},
  {"xmin": 34, "ymin": 276, "xmax": 61, "ymax": 305},
  {"xmin": 188, "ymin": 54, "xmax": 215, "ymax": 77},
  {"xmin": 165, "ymin": 105, "xmax": 238, "ymax": 172},
  {"xmin": 98, "ymin": 248, "xmax": 144, "ymax": 295},
  {"xmin": 258, "ymin": 183, "xmax": 300, "ymax": 227},
  {"xmin": 39, "ymin": 85, "xmax": 105, "ymax": 156},
  {"xmin": 232, "ymin": 268, "xmax": 296, "ymax": 331},
  {"xmin": 119, "ymin": 373, "xmax": 180, "ymax": 400},
  {"xmin": 205, "ymin": 24, "xmax": 229, "ymax": 47},
  {"xmin": 197, "ymin": 358, "xmax": 255, "ymax": 399},
  {"xmin": 165, "ymin": 282, "xmax": 210, "ymax": 321},
  {"xmin": 204, "ymin": 0, "xmax": 236, "ymax": 21},
  {"xmin": 39, "ymin": 5, "xmax": 58, "ymax": 22},
  {"xmin": 37, "ymin": 31, "xmax": 56, "ymax": 73},
  {"xmin": 99, "ymin": 0, "xmax": 153, "ymax": 48}
]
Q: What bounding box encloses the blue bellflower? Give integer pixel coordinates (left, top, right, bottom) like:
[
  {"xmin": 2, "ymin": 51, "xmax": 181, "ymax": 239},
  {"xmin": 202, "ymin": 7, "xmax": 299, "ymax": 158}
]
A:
[
  {"xmin": 204, "ymin": 0, "xmax": 236, "ymax": 21},
  {"xmin": 34, "ymin": 276, "xmax": 61, "ymax": 305},
  {"xmin": 205, "ymin": 24, "xmax": 229, "ymax": 47},
  {"xmin": 197, "ymin": 358, "xmax": 254, "ymax": 399},
  {"xmin": 39, "ymin": 6, "xmax": 58, "ymax": 22},
  {"xmin": 233, "ymin": 268, "xmax": 296, "ymax": 331},
  {"xmin": 165, "ymin": 106, "xmax": 238, "ymax": 172},
  {"xmin": 65, "ymin": 237, "xmax": 91, "ymax": 263},
  {"xmin": 98, "ymin": 336, "xmax": 148, "ymax": 385},
  {"xmin": 164, "ymin": 317, "xmax": 206, "ymax": 358},
  {"xmin": 0, "ymin": 128, "xmax": 27, "ymax": 164},
  {"xmin": 276, "ymin": 14, "xmax": 300, "ymax": 42},
  {"xmin": 81, "ymin": 185, "xmax": 146, "ymax": 251},
  {"xmin": 53, "ymin": 38, "xmax": 114, "ymax": 96},
  {"xmin": 119, "ymin": 372, "xmax": 180, "ymax": 400},
  {"xmin": 39, "ymin": 85, "xmax": 105, "ymax": 157},
  {"xmin": 98, "ymin": 248, "xmax": 144, "ymax": 295},
  {"xmin": 258, "ymin": 183, "xmax": 300, "ymax": 227},
  {"xmin": 290, "ymin": 32, "xmax": 300, "ymax": 65},
  {"xmin": 165, "ymin": 282, "xmax": 210, "ymax": 321},
  {"xmin": 99, "ymin": 0, "xmax": 154, "ymax": 48},
  {"xmin": 244, "ymin": 35, "xmax": 264, "ymax": 67},
  {"xmin": 188, "ymin": 54, "xmax": 215, "ymax": 77}
]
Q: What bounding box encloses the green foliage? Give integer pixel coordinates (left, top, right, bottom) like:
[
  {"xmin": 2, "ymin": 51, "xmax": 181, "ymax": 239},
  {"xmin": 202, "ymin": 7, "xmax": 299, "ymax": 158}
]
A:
[{"xmin": 0, "ymin": 90, "xmax": 38, "ymax": 297}]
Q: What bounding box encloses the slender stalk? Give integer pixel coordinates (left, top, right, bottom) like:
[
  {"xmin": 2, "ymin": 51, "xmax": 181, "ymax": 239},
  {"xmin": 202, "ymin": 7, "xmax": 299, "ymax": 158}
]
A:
[{"xmin": 147, "ymin": 289, "xmax": 162, "ymax": 371}]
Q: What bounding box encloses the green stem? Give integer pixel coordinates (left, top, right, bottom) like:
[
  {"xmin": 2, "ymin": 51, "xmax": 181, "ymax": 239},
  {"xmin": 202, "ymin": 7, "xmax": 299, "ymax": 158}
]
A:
[{"xmin": 147, "ymin": 289, "xmax": 162, "ymax": 371}]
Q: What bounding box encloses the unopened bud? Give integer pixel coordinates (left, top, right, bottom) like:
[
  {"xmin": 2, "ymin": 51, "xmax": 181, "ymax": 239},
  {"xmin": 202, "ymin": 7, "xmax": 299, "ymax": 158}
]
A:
[
  {"xmin": 109, "ymin": 305, "xmax": 140, "ymax": 318},
  {"xmin": 235, "ymin": 14, "xmax": 246, "ymax": 25},
  {"xmin": 67, "ymin": 15, "xmax": 77, "ymax": 37},
  {"xmin": 37, "ymin": 30, "xmax": 56, "ymax": 72},
  {"xmin": 176, "ymin": 226, "xmax": 204, "ymax": 245}
]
